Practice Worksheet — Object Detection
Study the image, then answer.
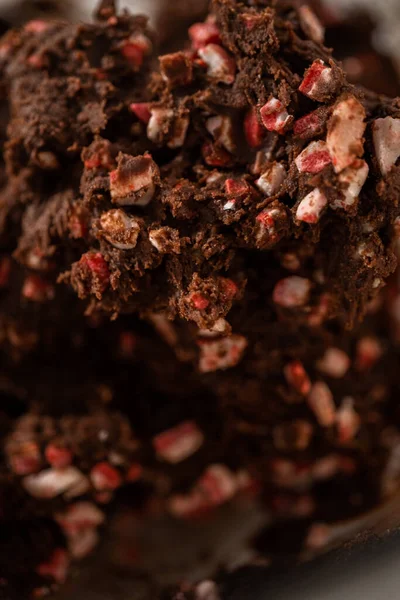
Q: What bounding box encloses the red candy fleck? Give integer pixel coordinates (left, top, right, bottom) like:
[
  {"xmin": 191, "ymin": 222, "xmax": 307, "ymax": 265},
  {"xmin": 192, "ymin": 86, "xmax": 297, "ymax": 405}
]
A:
[
  {"xmin": 78, "ymin": 252, "xmax": 110, "ymax": 295},
  {"xmin": 273, "ymin": 276, "xmax": 311, "ymax": 308},
  {"xmin": 295, "ymin": 141, "xmax": 331, "ymax": 174},
  {"xmin": 68, "ymin": 212, "xmax": 88, "ymax": 239},
  {"xmin": 355, "ymin": 336, "xmax": 382, "ymax": 371},
  {"xmin": 0, "ymin": 257, "xmax": 11, "ymax": 287},
  {"xmin": 284, "ymin": 360, "xmax": 311, "ymax": 396},
  {"xmin": 153, "ymin": 421, "xmax": 204, "ymax": 464},
  {"xmin": 37, "ymin": 549, "xmax": 69, "ymax": 585},
  {"xmin": 45, "ymin": 445, "xmax": 73, "ymax": 469},
  {"xmin": 198, "ymin": 335, "xmax": 247, "ymax": 373},
  {"xmin": 24, "ymin": 20, "xmax": 51, "ymax": 33},
  {"xmin": 190, "ymin": 293, "xmax": 210, "ymax": 310},
  {"xmin": 22, "ymin": 275, "xmax": 54, "ymax": 302},
  {"xmin": 336, "ymin": 397, "xmax": 360, "ymax": 443},
  {"xmin": 293, "ymin": 110, "xmax": 322, "ymax": 138},
  {"xmin": 260, "ymin": 98, "xmax": 291, "ymax": 134},
  {"xmin": 90, "ymin": 462, "xmax": 122, "ymax": 491},
  {"xmin": 189, "ymin": 21, "xmax": 221, "ymax": 50},
  {"xmin": 126, "ymin": 463, "xmax": 143, "ymax": 482},
  {"xmin": 202, "ymin": 141, "xmax": 233, "ymax": 167},
  {"xmin": 120, "ymin": 34, "xmax": 152, "ymax": 68},
  {"xmin": 129, "ymin": 102, "xmax": 151, "ymax": 124},
  {"xmin": 244, "ymin": 107, "xmax": 265, "ymax": 148},
  {"xmin": 219, "ymin": 277, "xmax": 238, "ymax": 300},
  {"xmin": 27, "ymin": 53, "xmax": 45, "ymax": 68},
  {"xmin": 299, "ymin": 60, "xmax": 333, "ymax": 101}
]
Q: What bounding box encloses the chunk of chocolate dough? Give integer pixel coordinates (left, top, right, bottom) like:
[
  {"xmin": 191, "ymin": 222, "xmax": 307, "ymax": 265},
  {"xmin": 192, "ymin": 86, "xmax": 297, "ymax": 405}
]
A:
[{"xmin": 0, "ymin": 0, "xmax": 398, "ymax": 333}]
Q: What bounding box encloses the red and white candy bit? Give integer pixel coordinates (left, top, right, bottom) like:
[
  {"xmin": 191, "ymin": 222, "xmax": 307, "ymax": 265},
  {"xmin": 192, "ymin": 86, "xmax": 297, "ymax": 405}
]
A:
[
  {"xmin": 295, "ymin": 141, "xmax": 331, "ymax": 174},
  {"xmin": 332, "ymin": 159, "xmax": 369, "ymax": 210},
  {"xmin": 199, "ymin": 464, "xmax": 239, "ymax": 505},
  {"xmin": 23, "ymin": 467, "xmax": 90, "ymax": 499},
  {"xmin": 110, "ymin": 153, "xmax": 159, "ymax": 206},
  {"xmin": 68, "ymin": 528, "xmax": 100, "ymax": 560},
  {"xmin": 120, "ymin": 34, "xmax": 152, "ymax": 68},
  {"xmin": 146, "ymin": 107, "xmax": 173, "ymax": 143},
  {"xmin": 126, "ymin": 463, "xmax": 143, "ymax": 482},
  {"xmin": 273, "ymin": 276, "xmax": 311, "ymax": 308},
  {"xmin": 168, "ymin": 114, "xmax": 190, "ymax": 149},
  {"xmin": 327, "ymin": 96, "xmax": 366, "ymax": 173},
  {"xmin": 355, "ymin": 336, "xmax": 383, "ymax": 371},
  {"xmin": 153, "ymin": 421, "xmax": 204, "ymax": 464},
  {"xmin": 296, "ymin": 188, "xmax": 327, "ymax": 224},
  {"xmin": 55, "ymin": 502, "xmax": 105, "ymax": 536},
  {"xmin": 372, "ymin": 116, "xmax": 400, "ymax": 175},
  {"xmin": 188, "ymin": 21, "xmax": 221, "ymax": 50},
  {"xmin": 255, "ymin": 206, "xmax": 283, "ymax": 245},
  {"xmin": 206, "ymin": 115, "xmax": 236, "ymax": 153},
  {"xmin": 307, "ymin": 292, "xmax": 331, "ymax": 327},
  {"xmin": 24, "ymin": 19, "xmax": 52, "ymax": 33},
  {"xmin": 255, "ymin": 162, "xmax": 286, "ymax": 196},
  {"xmin": 100, "ymin": 209, "xmax": 141, "ymax": 250},
  {"xmin": 0, "ymin": 257, "xmax": 11, "ymax": 287},
  {"xmin": 316, "ymin": 347, "xmax": 350, "ymax": 378},
  {"xmin": 189, "ymin": 292, "xmax": 209, "ymax": 310},
  {"xmin": 21, "ymin": 275, "xmax": 54, "ymax": 302},
  {"xmin": 224, "ymin": 178, "xmax": 250, "ymax": 202},
  {"xmin": 219, "ymin": 277, "xmax": 238, "ymax": 300},
  {"xmin": 298, "ymin": 5, "xmax": 325, "ymax": 43},
  {"xmin": 45, "ymin": 444, "xmax": 73, "ymax": 469},
  {"xmin": 305, "ymin": 523, "xmax": 331, "ymax": 550},
  {"xmin": 37, "ymin": 549, "xmax": 69, "ymax": 585},
  {"xmin": 198, "ymin": 318, "xmax": 230, "ymax": 338},
  {"xmin": 8, "ymin": 441, "xmax": 41, "ymax": 475},
  {"xmin": 336, "ymin": 397, "xmax": 360, "ymax": 444},
  {"xmin": 307, "ymin": 382, "xmax": 336, "ymax": 427},
  {"xmin": 129, "ymin": 102, "xmax": 151, "ymax": 124},
  {"xmin": 293, "ymin": 109, "xmax": 324, "ymax": 139},
  {"xmin": 77, "ymin": 252, "xmax": 110, "ymax": 296},
  {"xmin": 244, "ymin": 107, "xmax": 265, "ymax": 148},
  {"xmin": 198, "ymin": 44, "xmax": 236, "ymax": 84},
  {"xmin": 90, "ymin": 462, "xmax": 122, "ymax": 491},
  {"xmin": 198, "ymin": 335, "xmax": 247, "ymax": 373},
  {"xmin": 260, "ymin": 98, "xmax": 292, "ymax": 134},
  {"xmin": 195, "ymin": 580, "xmax": 221, "ymax": 600},
  {"xmin": 299, "ymin": 60, "xmax": 334, "ymax": 101},
  {"xmin": 284, "ymin": 360, "xmax": 311, "ymax": 396}
]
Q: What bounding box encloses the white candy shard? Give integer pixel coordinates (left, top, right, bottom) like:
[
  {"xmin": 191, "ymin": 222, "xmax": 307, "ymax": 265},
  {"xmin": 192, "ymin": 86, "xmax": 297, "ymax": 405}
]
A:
[
  {"xmin": 198, "ymin": 44, "xmax": 236, "ymax": 84},
  {"xmin": 331, "ymin": 159, "xmax": 369, "ymax": 210},
  {"xmin": 198, "ymin": 335, "xmax": 247, "ymax": 372},
  {"xmin": 317, "ymin": 347, "xmax": 350, "ymax": 378},
  {"xmin": 206, "ymin": 115, "xmax": 236, "ymax": 152},
  {"xmin": 296, "ymin": 188, "xmax": 327, "ymax": 224},
  {"xmin": 273, "ymin": 276, "xmax": 312, "ymax": 307},
  {"xmin": 327, "ymin": 96, "xmax": 366, "ymax": 173},
  {"xmin": 255, "ymin": 162, "xmax": 287, "ymax": 196},
  {"xmin": 153, "ymin": 421, "xmax": 204, "ymax": 463},
  {"xmin": 23, "ymin": 467, "xmax": 90, "ymax": 499},
  {"xmin": 373, "ymin": 116, "xmax": 400, "ymax": 175},
  {"xmin": 307, "ymin": 382, "xmax": 336, "ymax": 427}
]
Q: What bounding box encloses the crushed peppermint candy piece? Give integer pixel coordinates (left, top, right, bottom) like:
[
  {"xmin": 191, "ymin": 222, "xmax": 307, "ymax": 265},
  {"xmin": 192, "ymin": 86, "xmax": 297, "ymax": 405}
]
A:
[
  {"xmin": 206, "ymin": 115, "xmax": 236, "ymax": 153},
  {"xmin": 327, "ymin": 96, "xmax": 366, "ymax": 173},
  {"xmin": 273, "ymin": 276, "xmax": 312, "ymax": 308},
  {"xmin": 45, "ymin": 444, "xmax": 73, "ymax": 469},
  {"xmin": 120, "ymin": 34, "xmax": 152, "ymax": 68},
  {"xmin": 55, "ymin": 502, "xmax": 105, "ymax": 535},
  {"xmin": 22, "ymin": 275, "xmax": 54, "ymax": 302},
  {"xmin": 153, "ymin": 421, "xmax": 204, "ymax": 463},
  {"xmin": 244, "ymin": 107, "xmax": 265, "ymax": 148},
  {"xmin": 260, "ymin": 98, "xmax": 292, "ymax": 133},
  {"xmin": 256, "ymin": 204, "xmax": 288, "ymax": 247},
  {"xmin": 68, "ymin": 528, "xmax": 100, "ymax": 560},
  {"xmin": 8, "ymin": 441, "xmax": 41, "ymax": 475},
  {"xmin": 168, "ymin": 113, "xmax": 190, "ymax": 149},
  {"xmin": 317, "ymin": 348, "xmax": 350, "ymax": 378},
  {"xmin": 293, "ymin": 109, "xmax": 325, "ymax": 139},
  {"xmin": 307, "ymin": 382, "xmax": 336, "ymax": 427},
  {"xmin": 146, "ymin": 107, "xmax": 174, "ymax": 143},
  {"xmin": 110, "ymin": 153, "xmax": 159, "ymax": 206},
  {"xmin": 198, "ymin": 44, "xmax": 236, "ymax": 84},
  {"xmin": 331, "ymin": 159, "xmax": 369, "ymax": 210},
  {"xmin": 195, "ymin": 580, "xmax": 221, "ymax": 600},
  {"xmin": 336, "ymin": 397, "xmax": 360, "ymax": 443},
  {"xmin": 298, "ymin": 5, "xmax": 325, "ymax": 43},
  {"xmin": 355, "ymin": 336, "xmax": 383, "ymax": 371},
  {"xmin": 295, "ymin": 141, "xmax": 331, "ymax": 174},
  {"xmin": 284, "ymin": 360, "xmax": 311, "ymax": 396},
  {"xmin": 296, "ymin": 188, "xmax": 327, "ymax": 224},
  {"xmin": 23, "ymin": 467, "xmax": 90, "ymax": 499},
  {"xmin": 90, "ymin": 462, "xmax": 122, "ymax": 491},
  {"xmin": 100, "ymin": 209, "xmax": 141, "ymax": 250},
  {"xmin": 202, "ymin": 140, "xmax": 233, "ymax": 167},
  {"xmin": 255, "ymin": 162, "xmax": 286, "ymax": 196},
  {"xmin": 129, "ymin": 102, "xmax": 151, "ymax": 124},
  {"xmin": 372, "ymin": 116, "xmax": 400, "ymax": 175},
  {"xmin": 37, "ymin": 549, "xmax": 69, "ymax": 585},
  {"xmin": 199, "ymin": 464, "xmax": 238, "ymax": 505},
  {"xmin": 189, "ymin": 21, "xmax": 221, "ymax": 50},
  {"xmin": 198, "ymin": 335, "xmax": 247, "ymax": 372},
  {"xmin": 299, "ymin": 60, "xmax": 334, "ymax": 102}
]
